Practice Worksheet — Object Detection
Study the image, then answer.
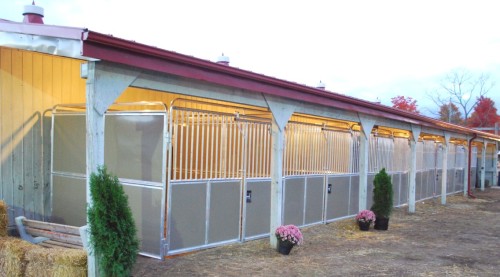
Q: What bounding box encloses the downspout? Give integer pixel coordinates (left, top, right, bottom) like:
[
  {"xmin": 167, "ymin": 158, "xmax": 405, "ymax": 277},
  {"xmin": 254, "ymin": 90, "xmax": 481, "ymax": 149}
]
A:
[{"xmin": 467, "ymin": 133, "xmax": 477, "ymax": 198}]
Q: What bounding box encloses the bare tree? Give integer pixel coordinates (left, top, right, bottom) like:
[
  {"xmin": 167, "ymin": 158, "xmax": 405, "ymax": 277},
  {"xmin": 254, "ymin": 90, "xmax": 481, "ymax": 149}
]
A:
[{"xmin": 428, "ymin": 69, "xmax": 494, "ymax": 121}]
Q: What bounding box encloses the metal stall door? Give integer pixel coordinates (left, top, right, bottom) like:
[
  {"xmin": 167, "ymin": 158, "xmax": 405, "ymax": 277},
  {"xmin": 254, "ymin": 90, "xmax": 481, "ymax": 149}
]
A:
[
  {"xmin": 104, "ymin": 110, "xmax": 167, "ymax": 259},
  {"xmin": 243, "ymin": 119, "xmax": 273, "ymax": 240},
  {"xmin": 283, "ymin": 123, "xmax": 326, "ymax": 227},
  {"xmin": 322, "ymin": 129, "xmax": 359, "ymax": 222},
  {"xmin": 166, "ymin": 100, "xmax": 272, "ymax": 255},
  {"xmin": 51, "ymin": 103, "xmax": 167, "ymax": 259}
]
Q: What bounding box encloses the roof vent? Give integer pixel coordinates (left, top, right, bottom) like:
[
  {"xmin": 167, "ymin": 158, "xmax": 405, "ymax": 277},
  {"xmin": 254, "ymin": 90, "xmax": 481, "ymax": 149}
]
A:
[
  {"xmin": 23, "ymin": 1, "xmax": 44, "ymax": 24},
  {"xmin": 316, "ymin": 80, "xmax": 326, "ymax": 90},
  {"xmin": 216, "ymin": 53, "xmax": 230, "ymax": 66}
]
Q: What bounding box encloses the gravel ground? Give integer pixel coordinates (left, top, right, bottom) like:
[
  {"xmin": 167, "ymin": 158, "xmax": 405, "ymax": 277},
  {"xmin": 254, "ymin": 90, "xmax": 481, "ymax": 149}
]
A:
[{"xmin": 132, "ymin": 188, "xmax": 500, "ymax": 277}]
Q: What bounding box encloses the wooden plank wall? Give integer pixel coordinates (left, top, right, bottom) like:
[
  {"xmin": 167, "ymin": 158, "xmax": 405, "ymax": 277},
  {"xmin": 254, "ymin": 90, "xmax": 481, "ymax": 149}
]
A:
[{"xmin": 0, "ymin": 47, "xmax": 86, "ymax": 228}]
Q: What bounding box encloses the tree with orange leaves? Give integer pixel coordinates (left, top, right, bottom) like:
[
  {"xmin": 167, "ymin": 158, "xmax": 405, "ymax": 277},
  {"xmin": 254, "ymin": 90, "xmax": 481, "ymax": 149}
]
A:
[
  {"xmin": 467, "ymin": 96, "xmax": 500, "ymax": 128},
  {"xmin": 391, "ymin": 96, "xmax": 419, "ymax": 114}
]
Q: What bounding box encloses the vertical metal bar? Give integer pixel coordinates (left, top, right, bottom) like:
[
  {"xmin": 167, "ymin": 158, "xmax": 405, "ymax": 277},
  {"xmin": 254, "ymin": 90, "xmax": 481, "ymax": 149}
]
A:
[
  {"xmin": 200, "ymin": 113, "xmax": 206, "ymax": 179},
  {"xmin": 189, "ymin": 112, "xmax": 195, "ymax": 180},
  {"xmin": 215, "ymin": 115, "xmax": 220, "ymax": 179},
  {"xmin": 265, "ymin": 124, "xmax": 270, "ymax": 177},
  {"xmin": 250, "ymin": 123, "xmax": 255, "ymax": 178},
  {"xmin": 228, "ymin": 117, "xmax": 233, "ymax": 178},
  {"xmin": 236, "ymin": 122, "xmax": 241, "ymax": 179},
  {"xmin": 195, "ymin": 112, "xmax": 200, "ymax": 179},
  {"xmin": 210, "ymin": 114, "xmax": 215, "ymax": 179},
  {"xmin": 220, "ymin": 116, "xmax": 226, "ymax": 179},
  {"xmin": 204, "ymin": 114, "xmax": 209, "ymax": 180},
  {"xmin": 179, "ymin": 111, "xmax": 185, "ymax": 180}
]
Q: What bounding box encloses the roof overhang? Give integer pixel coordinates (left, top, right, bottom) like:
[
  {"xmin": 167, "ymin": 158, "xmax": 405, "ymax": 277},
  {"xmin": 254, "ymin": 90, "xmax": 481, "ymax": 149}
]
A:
[
  {"xmin": 1, "ymin": 20, "xmax": 499, "ymax": 142},
  {"xmin": 0, "ymin": 20, "xmax": 96, "ymax": 60}
]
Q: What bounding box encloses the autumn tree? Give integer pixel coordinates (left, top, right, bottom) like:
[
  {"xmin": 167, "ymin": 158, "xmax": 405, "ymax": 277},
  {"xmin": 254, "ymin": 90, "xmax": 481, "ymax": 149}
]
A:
[
  {"xmin": 391, "ymin": 96, "xmax": 419, "ymax": 113},
  {"xmin": 439, "ymin": 103, "xmax": 463, "ymax": 124},
  {"xmin": 428, "ymin": 69, "xmax": 494, "ymax": 121},
  {"xmin": 467, "ymin": 96, "xmax": 500, "ymax": 128}
]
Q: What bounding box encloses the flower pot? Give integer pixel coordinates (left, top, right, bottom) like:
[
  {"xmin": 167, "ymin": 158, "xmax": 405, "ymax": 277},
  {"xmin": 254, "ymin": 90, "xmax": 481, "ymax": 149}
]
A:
[
  {"xmin": 374, "ymin": 217, "xmax": 389, "ymax": 230},
  {"xmin": 358, "ymin": 221, "xmax": 371, "ymax": 231},
  {"xmin": 277, "ymin": 240, "xmax": 294, "ymax": 255}
]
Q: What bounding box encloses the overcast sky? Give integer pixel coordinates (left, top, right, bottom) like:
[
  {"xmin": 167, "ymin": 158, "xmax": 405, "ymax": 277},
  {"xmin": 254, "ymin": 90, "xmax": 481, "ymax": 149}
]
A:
[{"xmin": 2, "ymin": 0, "xmax": 499, "ymax": 117}]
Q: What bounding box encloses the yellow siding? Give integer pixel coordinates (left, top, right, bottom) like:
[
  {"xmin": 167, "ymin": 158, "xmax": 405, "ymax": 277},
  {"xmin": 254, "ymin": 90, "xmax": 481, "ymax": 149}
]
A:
[{"xmin": 0, "ymin": 47, "xmax": 86, "ymax": 223}]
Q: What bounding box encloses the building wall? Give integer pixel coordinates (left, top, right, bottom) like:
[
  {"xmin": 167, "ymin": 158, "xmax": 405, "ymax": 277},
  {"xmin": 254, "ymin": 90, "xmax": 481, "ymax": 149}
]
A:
[{"xmin": 0, "ymin": 47, "xmax": 85, "ymax": 226}]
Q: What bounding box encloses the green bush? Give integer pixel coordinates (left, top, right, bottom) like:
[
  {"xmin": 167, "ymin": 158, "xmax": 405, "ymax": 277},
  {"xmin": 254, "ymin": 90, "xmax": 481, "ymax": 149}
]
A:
[
  {"xmin": 370, "ymin": 168, "xmax": 393, "ymax": 218},
  {"xmin": 87, "ymin": 166, "xmax": 139, "ymax": 277}
]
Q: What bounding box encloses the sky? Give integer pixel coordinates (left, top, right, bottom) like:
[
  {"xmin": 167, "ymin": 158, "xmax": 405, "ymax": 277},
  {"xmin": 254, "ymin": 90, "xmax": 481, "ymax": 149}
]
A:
[{"xmin": 1, "ymin": 0, "xmax": 500, "ymax": 117}]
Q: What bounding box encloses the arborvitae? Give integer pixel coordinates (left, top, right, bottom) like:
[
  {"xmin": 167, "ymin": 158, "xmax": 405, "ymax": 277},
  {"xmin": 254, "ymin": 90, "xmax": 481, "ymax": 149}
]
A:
[
  {"xmin": 370, "ymin": 168, "xmax": 393, "ymax": 218},
  {"xmin": 88, "ymin": 166, "xmax": 139, "ymax": 277}
]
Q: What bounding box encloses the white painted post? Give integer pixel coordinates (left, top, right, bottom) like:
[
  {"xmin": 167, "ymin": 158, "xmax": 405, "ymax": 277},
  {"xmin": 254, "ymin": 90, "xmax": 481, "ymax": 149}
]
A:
[
  {"xmin": 481, "ymin": 142, "xmax": 487, "ymax": 191},
  {"xmin": 357, "ymin": 115, "xmax": 376, "ymax": 212},
  {"xmin": 463, "ymin": 143, "xmax": 469, "ymax": 196},
  {"xmin": 85, "ymin": 62, "xmax": 101, "ymax": 277},
  {"xmin": 441, "ymin": 133, "xmax": 450, "ymax": 205},
  {"xmin": 494, "ymin": 143, "xmax": 499, "ymax": 187},
  {"xmin": 408, "ymin": 125, "xmax": 421, "ymax": 213},
  {"xmin": 84, "ymin": 62, "xmax": 139, "ymax": 276},
  {"xmin": 264, "ymin": 96, "xmax": 294, "ymax": 249}
]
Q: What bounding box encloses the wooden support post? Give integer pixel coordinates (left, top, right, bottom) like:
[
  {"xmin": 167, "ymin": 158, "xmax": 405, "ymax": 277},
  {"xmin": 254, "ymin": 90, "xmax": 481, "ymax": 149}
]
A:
[
  {"xmin": 441, "ymin": 133, "xmax": 450, "ymax": 205},
  {"xmin": 463, "ymin": 142, "xmax": 469, "ymax": 196},
  {"xmin": 494, "ymin": 143, "xmax": 499, "ymax": 187},
  {"xmin": 481, "ymin": 141, "xmax": 487, "ymax": 191},
  {"xmin": 84, "ymin": 62, "xmax": 139, "ymax": 276},
  {"xmin": 408, "ymin": 125, "xmax": 421, "ymax": 213},
  {"xmin": 264, "ymin": 96, "xmax": 294, "ymax": 249},
  {"xmin": 357, "ymin": 115, "xmax": 376, "ymax": 212}
]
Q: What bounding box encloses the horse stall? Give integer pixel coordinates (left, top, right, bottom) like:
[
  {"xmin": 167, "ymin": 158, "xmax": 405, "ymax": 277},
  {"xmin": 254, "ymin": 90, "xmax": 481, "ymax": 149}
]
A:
[
  {"xmin": 50, "ymin": 102, "xmax": 167, "ymax": 258},
  {"xmin": 49, "ymin": 97, "xmax": 476, "ymax": 258}
]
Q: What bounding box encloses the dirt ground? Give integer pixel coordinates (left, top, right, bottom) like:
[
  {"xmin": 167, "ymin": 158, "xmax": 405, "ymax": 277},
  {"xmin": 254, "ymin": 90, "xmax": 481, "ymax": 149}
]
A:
[{"xmin": 132, "ymin": 188, "xmax": 500, "ymax": 276}]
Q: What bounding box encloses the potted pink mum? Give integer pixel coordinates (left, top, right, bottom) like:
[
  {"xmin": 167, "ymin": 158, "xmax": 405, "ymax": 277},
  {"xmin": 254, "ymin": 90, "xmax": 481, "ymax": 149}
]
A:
[
  {"xmin": 355, "ymin": 209, "xmax": 376, "ymax": 231},
  {"xmin": 275, "ymin": 224, "xmax": 303, "ymax": 255}
]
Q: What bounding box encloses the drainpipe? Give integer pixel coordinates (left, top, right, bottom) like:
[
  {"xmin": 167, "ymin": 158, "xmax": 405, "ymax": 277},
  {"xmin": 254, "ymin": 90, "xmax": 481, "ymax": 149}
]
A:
[{"xmin": 467, "ymin": 133, "xmax": 477, "ymax": 198}]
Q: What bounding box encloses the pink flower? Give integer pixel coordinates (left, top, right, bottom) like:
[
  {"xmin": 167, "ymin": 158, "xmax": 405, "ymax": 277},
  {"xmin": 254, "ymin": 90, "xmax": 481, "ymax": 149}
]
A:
[
  {"xmin": 355, "ymin": 210, "xmax": 376, "ymax": 223},
  {"xmin": 275, "ymin": 225, "xmax": 303, "ymax": 245}
]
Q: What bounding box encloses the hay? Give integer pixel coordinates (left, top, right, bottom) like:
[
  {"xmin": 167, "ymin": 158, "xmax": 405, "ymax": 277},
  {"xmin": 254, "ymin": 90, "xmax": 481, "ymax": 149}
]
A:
[
  {"xmin": 0, "ymin": 237, "xmax": 40, "ymax": 277},
  {"xmin": 25, "ymin": 247, "xmax": 87, "ymax": 277},
  {"xmin": 0, "ymin": 200, "xmax": 8, "ymax": 237}
]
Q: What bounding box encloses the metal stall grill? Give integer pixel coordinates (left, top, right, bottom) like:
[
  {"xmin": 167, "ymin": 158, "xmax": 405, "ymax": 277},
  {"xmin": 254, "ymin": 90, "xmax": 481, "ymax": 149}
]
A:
[
  {"xmin": 367, "ymin": 134, "xmax": 410, "ymax": 208},
  {"xmin": 51, "ymin": 102, "xmax": 168, "ymax": 259},
  {"xmin": 166, "ymin": 99, "xmax": 272, "ymax": 255},
  {"xmin": 283, "ymin": 118, "xmax": 360, "ymax": 225}
]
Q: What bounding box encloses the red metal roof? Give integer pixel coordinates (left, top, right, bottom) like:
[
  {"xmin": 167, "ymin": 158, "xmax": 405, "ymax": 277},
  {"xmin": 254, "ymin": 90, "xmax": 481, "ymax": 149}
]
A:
[{"xmin": 1, "ymin": 20, "xmax": 499, "ymax": 141}]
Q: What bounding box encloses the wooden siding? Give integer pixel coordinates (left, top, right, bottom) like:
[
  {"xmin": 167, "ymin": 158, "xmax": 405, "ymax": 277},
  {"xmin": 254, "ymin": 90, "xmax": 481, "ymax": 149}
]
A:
[{"xmin": 0, "ymin": 47, "xmax": 85, "ymax": 227}]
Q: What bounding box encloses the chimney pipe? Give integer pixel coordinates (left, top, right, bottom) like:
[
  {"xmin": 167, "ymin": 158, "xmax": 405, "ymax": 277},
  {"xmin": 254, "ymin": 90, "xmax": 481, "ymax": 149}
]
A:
[{"xmin": 23, "ymin": 1, "xmax": 44, "ymax": 24}]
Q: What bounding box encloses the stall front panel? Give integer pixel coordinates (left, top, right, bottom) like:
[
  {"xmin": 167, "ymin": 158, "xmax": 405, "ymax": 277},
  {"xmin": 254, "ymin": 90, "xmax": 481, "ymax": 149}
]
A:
[{"xmin": 51, "ymin": 105, "xmax": 167, "ymax": 258}]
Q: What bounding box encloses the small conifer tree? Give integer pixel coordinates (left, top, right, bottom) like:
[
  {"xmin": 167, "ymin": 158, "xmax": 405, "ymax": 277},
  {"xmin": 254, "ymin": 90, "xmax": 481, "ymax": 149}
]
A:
[
  {"xmin": 87, "ymin": 166, "xmax": 139, "ymax": 277},
  {"xmin": 370, "ymin": 168, "xmax": 393, "ymax": 218}
]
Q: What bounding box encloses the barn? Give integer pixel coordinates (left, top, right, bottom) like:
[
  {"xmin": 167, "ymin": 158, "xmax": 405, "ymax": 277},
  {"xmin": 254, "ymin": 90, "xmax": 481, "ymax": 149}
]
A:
[{"xmin": 1, "ymin": 3, "xmax": 499, "ymax": 260}]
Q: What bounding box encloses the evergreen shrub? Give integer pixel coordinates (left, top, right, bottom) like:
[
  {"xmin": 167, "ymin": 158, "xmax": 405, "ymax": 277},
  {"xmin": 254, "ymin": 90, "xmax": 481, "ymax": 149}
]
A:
[
  {"xmin": 87, "ymin": 166, "xmax": 139, "ymax": 277},
  {"xmin": 370, "ymin": 168, "xmax": 393, "ymax": 218}
]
